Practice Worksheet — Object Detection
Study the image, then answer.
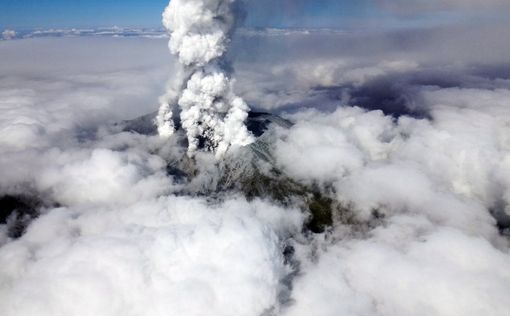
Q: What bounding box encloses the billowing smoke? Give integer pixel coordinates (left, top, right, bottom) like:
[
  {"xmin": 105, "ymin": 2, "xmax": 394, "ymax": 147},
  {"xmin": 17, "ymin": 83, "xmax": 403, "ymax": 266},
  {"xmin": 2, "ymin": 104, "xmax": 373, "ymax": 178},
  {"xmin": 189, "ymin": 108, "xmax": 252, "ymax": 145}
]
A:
[{"xmin": 157, "ymin": 0, "xmax": 254, "ymax": 158}]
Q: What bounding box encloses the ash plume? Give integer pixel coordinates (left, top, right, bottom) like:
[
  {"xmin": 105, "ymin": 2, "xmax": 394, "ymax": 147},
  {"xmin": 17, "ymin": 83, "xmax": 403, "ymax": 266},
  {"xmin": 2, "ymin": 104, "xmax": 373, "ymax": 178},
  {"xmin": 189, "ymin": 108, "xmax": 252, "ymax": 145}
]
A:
[{"xmin": 157, "ymin": 0, "xmax": 254, "ymax": 158}]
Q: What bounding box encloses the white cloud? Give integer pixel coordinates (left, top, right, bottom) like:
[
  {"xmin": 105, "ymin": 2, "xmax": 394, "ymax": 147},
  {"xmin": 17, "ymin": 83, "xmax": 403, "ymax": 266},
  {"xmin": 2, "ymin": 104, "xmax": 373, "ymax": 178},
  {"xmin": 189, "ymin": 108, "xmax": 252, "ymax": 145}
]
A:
[
  {"xmin": 0, "ymin": 197, "xmax": 303, "ymax": 316},
  {"xmin": 274, "ymin": 86, "xmax": 510, "ymax": 235},
  {"xmin": 286, "ymin": 225, "xmax": 510, "ymax": 316},
  {"xmin": 0, "ymin": 38, "xmax": 173, "ymax": 151},
  {"xmin": 267, "ymin": 83, "xmax": 510, "ymax": 314},
  {"xmin": 1, "ymin": 25, "xmax": 510, "ymax": 316},
  {"xmin": 2, "ymin": 29, "xmax": 16, "ymax": 40}
]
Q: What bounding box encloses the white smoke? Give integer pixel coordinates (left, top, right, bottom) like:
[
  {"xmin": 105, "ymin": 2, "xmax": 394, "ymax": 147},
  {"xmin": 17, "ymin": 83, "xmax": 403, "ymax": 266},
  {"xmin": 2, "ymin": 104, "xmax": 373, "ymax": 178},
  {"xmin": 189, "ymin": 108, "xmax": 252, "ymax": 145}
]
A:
[{"xmin": 157, "ymin": 0, "xmax": 254, "ymax": 158}]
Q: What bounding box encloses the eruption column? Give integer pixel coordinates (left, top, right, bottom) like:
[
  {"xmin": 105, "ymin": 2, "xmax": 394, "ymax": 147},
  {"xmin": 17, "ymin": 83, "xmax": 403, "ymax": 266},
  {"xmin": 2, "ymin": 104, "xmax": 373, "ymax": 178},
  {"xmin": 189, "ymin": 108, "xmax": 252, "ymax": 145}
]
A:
[{"xmin": 157, "ymin": 0, "xmax": 254, "ymax": 158}]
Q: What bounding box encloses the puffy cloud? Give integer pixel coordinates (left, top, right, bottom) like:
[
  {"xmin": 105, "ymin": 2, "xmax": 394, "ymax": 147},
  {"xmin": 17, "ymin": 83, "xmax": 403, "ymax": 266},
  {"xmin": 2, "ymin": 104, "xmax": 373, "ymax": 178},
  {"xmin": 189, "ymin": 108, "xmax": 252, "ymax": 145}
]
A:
[
  {"xmin": 0, "ymin": 35, "xmax": 300, "ymax": 316},
  {"xmin": 267, "ymin": 82, "xmax": 510, "ymax": 314},
  {"xmin": 2, "ymin": 29, "xmax": 16, "ymax": 40},
  {"xmin": 35, "ymin": 148, "xmax": 171, "ymax": 206},
  {"xmin": 0, "ymin": 37, "xmax": 172, "ymax": 151},
  {"xmin": 0, "ymin": 197, "xmax": 303, "ymax": 316},
  {"xmin": 274, "ymin": 86, "xmax": 510, "ymax": 234},
  {"xmin": 285, "ymin": 225, "xmax": 510, "ymax": 316},
  {"xmin": 2, "ymin": 21, "xmax": 510, "ymax": 316}
]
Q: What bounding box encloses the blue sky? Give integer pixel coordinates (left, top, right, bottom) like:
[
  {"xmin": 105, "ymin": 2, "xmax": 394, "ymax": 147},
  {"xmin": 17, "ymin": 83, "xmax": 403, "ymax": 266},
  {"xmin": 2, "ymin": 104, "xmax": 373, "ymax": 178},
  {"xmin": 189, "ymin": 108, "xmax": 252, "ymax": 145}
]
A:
[
  {"xmin": 0, "ymin": 0, "xmax": 168, "ymax": 29},
  {"xmin": 0, "ymin": 0, "xmax": 391, "ymax": 30},
  {"xmin": 0, "ymin": 0, "xmax": 506, "ymax": 30}
]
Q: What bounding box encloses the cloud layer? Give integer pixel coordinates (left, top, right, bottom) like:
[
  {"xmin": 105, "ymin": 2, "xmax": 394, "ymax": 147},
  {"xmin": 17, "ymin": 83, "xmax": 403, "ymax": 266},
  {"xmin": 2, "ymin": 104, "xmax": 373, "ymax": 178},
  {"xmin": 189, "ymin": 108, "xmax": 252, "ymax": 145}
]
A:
[{"xmin": 1, "ymin": 20, "xmax": 510, "ymax": 316}]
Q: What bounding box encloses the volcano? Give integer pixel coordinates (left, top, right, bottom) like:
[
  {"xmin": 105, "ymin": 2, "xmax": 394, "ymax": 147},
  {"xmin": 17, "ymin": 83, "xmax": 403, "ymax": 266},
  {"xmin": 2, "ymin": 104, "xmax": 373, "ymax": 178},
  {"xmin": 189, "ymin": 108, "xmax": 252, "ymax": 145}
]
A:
[{"xmin": 117, "ymin": 110, "xmax": 356, "ymax": 234}]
